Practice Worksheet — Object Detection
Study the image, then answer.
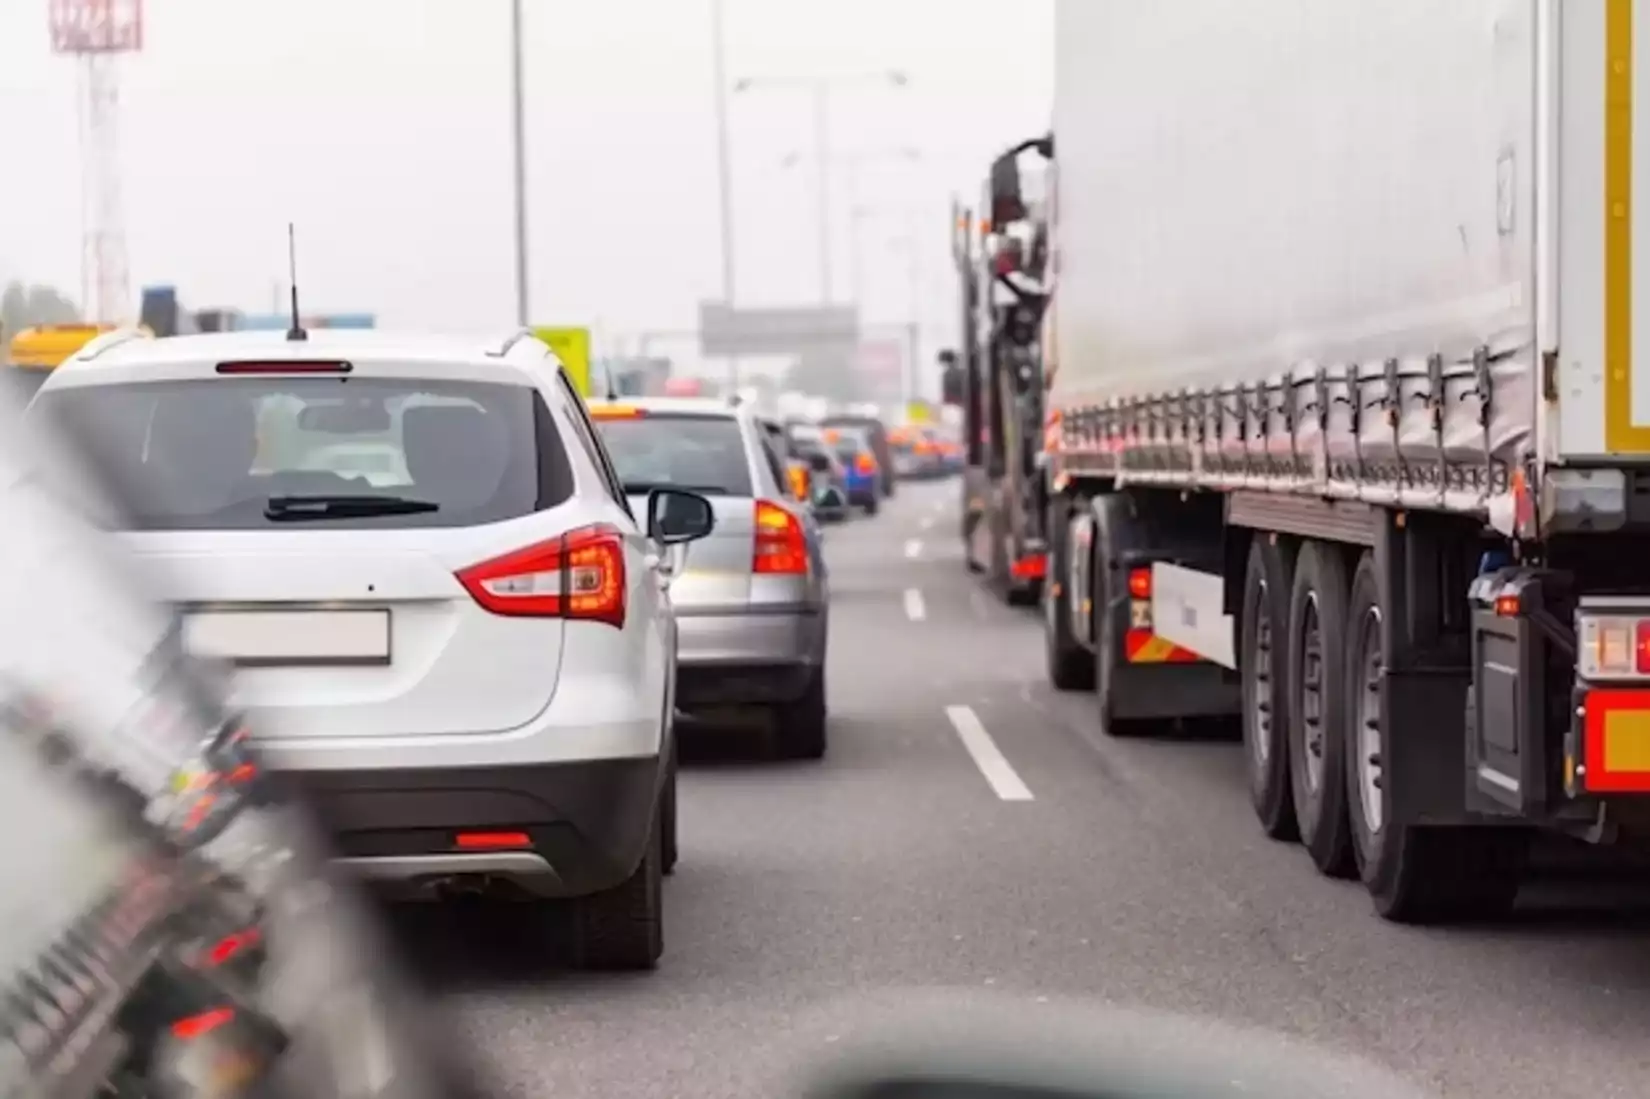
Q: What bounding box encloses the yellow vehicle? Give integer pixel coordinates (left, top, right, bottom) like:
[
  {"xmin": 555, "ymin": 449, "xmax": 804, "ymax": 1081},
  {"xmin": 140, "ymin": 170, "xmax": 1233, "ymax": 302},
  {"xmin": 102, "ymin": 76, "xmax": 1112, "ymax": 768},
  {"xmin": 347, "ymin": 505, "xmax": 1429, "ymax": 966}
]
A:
[{"xmin": 4, "ymin": 323, "xmax": 118, "ymax": 402}]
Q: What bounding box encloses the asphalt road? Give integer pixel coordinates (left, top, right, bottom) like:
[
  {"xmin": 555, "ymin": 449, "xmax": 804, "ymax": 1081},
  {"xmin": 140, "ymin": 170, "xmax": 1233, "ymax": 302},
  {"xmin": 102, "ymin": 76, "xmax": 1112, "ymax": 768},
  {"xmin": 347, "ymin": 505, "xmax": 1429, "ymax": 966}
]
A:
[{"xmin": 393, "ymin": 478, "xmax": 1650, "ymax": 1099}]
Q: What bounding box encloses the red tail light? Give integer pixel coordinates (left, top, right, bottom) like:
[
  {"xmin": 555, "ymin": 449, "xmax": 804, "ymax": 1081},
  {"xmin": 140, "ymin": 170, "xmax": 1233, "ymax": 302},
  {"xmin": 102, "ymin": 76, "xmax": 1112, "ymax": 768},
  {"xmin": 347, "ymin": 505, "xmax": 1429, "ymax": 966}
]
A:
[
  {"xmin": 171, "ymin": 1007, "xmax": 236, "ymax": 1041},
  {"xmin": 1128, "ymin": 567, "xmax": 1153, "ymax": 600},
  {"xmin": 456, "ymin": 523, "xmax": 627, "ymax": 627},
  {"xmin": 753, "ymin": 500, "xmax": 809, "ymax": 575},
  {"xmin": 854, "ymin": 452, "xmax": 877, "ymax": 475}
]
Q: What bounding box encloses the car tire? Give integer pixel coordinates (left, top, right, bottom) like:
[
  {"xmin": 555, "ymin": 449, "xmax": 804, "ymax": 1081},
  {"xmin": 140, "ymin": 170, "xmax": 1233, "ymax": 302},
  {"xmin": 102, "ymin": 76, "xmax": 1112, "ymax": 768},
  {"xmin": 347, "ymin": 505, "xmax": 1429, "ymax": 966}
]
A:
[
  {"xmin": 863, "ymin": 496, "xmax": 880, "ymax": 517},
  {"xmin": 776, "ymin": 664, "xmax": 828, "ymax": 760},
  {"xmin": 661, "ymin": 741, "xmax": 679, "ymax": 876},
  {"xmin": 570, "ymin": 806, "xmax": 664, "ymax": 971}
]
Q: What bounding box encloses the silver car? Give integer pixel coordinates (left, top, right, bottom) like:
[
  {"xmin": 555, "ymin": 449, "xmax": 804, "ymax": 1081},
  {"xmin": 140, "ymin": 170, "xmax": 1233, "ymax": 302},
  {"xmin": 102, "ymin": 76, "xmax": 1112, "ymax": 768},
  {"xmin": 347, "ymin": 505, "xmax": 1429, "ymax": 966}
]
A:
[{"xmin": 589, "ymin": 397, "xmax": 831, "ymax": 759}]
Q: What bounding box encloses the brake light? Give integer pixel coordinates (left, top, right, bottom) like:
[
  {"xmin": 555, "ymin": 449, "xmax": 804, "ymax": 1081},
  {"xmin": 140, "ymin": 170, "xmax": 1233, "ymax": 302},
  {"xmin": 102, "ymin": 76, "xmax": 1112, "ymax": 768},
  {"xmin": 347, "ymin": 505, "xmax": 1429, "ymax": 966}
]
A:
[
  {"xmin": 854, "ymin": 452, "xmax": 876, "ymax": 475},
  {"xmin": 171, "ymin": 1007, "xmax": 236, "ymax": 1041},
  {"xmin": 456, "ymin": 523, "xmax": 627, "ymax": 627},
  {"xmin": 1128, "ymin": 567, "xmax": 1153, "ymax": 600},
  {"xmin": 455, "ymin": 830, "xmax": 531, "ymax": 850},
  {"xmin": 204, "ymin": 928, "xmax": 262, "ymax": 967},
  {"xmin": 753, "ymin": 500, "xmax": 809, "ymax": 575},
  {"xmin": 215, "ymin": 360, "xmax": 352, "ymax": 375}
]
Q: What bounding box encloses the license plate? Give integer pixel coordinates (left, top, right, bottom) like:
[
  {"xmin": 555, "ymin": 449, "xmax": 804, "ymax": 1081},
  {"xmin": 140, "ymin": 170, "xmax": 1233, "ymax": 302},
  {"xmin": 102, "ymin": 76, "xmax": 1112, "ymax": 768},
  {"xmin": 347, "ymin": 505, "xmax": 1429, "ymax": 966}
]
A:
[{"xmin": 181, "ymin": 609, "xmax": 391, "ymax": 667}]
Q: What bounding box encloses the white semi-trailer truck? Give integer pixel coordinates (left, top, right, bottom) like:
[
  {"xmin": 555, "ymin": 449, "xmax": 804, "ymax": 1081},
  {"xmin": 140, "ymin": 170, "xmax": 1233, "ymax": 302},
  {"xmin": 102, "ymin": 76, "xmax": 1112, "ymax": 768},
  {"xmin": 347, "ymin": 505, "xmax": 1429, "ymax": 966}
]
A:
[{"xmin": 958, "ymin": 0, "xmax": 1650, "ymax": 922}]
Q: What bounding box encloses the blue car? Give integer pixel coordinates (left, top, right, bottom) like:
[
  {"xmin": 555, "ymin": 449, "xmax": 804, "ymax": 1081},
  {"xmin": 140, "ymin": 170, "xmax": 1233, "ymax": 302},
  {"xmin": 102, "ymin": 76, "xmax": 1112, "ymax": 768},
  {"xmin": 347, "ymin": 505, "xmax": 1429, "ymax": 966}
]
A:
[{"xmin": 830, "ymin": 434, "xmax": 881, "ymax": 516}]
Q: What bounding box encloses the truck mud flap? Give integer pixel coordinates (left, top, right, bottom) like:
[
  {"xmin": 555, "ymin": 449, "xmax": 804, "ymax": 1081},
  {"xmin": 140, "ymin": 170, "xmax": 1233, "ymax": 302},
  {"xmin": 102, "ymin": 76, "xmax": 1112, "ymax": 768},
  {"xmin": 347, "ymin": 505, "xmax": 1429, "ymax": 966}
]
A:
[{"xmin": 1384, "ymin": 665, "xmax": 1477, "ymax": 826}]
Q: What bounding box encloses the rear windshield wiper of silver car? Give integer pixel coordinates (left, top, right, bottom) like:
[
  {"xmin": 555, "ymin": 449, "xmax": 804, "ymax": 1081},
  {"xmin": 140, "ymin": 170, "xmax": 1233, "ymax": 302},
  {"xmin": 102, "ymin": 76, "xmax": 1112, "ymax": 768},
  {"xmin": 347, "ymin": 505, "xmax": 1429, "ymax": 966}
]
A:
[{"xmin": 264, "ymin": 494, "xmax": 441, "ymax": 520}]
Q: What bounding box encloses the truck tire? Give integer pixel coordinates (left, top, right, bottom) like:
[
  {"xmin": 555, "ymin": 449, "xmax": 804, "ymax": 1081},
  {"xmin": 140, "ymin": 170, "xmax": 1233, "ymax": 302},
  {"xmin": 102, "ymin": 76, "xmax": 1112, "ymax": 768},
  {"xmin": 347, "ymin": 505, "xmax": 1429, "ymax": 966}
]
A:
[
  {"xmin": 1241, "ymin": 537, "xmax": 1298, "ymax": 841},
  {"xmin": 1344, "ymin": 550, "xmax": 1529, "ymax": 922},
  {"xmin": 1285, "ymin": 542, "xmax": 1355, "ymax": 877},
  {"xmin": 571, "ymin": 807, "xmax": 664, "ymax": 971},
  {"xmin": 1045, "ymin": 501, "xmax": 1095, "ymax": 691}
]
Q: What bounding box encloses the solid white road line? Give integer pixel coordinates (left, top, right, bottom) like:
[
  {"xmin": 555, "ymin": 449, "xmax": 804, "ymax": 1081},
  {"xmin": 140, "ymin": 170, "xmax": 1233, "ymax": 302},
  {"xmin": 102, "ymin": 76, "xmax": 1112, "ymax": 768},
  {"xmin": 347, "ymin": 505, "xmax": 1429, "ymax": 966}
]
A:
[
  {"xmin": 904, "ymin": 588, "xmax": 926, "ymax": 621},
  {"xmin": 944, "ymin": 705, "xmax": 1034, "ymax": 801},
  {"xmin": 905, "ymin": 539, "xmax": 922, "ymax": 559}
]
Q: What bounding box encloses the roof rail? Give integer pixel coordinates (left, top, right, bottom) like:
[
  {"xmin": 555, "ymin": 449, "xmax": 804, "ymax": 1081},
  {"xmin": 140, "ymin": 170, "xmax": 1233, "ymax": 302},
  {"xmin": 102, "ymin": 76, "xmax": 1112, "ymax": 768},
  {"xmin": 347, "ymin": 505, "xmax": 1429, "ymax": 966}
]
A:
[
  {"xmin": 485, "ymin": 327, "xmax": 539, "ymax": 358},
  {"xmin": 76, "ymin": 327, "xmax": 154, "ymax": 363}
]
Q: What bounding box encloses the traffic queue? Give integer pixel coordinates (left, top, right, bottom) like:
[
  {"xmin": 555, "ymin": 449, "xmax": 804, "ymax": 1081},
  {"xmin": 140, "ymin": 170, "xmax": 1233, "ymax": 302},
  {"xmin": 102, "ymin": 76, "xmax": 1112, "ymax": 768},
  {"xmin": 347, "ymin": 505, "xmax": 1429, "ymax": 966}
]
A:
[{"xmin": 1, "ymin": 320, "xmax": 958, "ymax": 978}]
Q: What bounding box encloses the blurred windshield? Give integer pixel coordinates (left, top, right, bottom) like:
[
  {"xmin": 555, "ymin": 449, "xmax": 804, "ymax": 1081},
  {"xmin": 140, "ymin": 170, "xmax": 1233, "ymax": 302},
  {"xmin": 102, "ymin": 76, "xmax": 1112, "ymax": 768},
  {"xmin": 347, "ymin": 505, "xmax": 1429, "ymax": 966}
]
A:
[
  {"xmin": 31, "ymin": 377, "xmax": 558, "ymax": 529},
  {"xmin": 594, "ymin": 413, "xmax": 753, "ymax": 496}
]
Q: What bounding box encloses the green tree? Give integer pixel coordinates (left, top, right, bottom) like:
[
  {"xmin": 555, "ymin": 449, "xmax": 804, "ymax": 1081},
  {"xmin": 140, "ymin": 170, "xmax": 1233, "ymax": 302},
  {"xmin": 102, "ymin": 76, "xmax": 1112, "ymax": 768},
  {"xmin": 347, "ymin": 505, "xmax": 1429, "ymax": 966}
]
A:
[{"xmin": 0, "ymin": 281, "xmax": 81, "ymax": 342}]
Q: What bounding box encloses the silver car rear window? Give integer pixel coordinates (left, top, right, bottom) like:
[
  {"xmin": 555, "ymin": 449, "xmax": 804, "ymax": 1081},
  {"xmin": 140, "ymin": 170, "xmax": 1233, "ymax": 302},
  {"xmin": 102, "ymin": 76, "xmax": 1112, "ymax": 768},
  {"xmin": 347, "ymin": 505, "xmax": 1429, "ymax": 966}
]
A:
[{"xmin": 593, "ymin": 413, "xmax": 754, "ymax": 497}]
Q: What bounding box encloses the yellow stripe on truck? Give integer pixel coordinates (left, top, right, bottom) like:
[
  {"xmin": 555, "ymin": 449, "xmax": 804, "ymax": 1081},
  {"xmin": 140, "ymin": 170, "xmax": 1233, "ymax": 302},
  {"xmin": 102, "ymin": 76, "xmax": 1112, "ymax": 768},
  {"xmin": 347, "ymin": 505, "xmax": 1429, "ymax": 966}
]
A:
[{"xmin": 1604, "ymin": 0, "xmax": 1650, "ymax": 452}]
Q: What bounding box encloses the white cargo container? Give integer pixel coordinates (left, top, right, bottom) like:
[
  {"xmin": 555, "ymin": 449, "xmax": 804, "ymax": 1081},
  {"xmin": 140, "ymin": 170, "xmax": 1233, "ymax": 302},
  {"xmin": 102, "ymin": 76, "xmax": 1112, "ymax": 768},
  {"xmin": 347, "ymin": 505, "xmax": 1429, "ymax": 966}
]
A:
[{"xmin": 952, "ymin": 0, "xmax": 1650, "ymax": 926}]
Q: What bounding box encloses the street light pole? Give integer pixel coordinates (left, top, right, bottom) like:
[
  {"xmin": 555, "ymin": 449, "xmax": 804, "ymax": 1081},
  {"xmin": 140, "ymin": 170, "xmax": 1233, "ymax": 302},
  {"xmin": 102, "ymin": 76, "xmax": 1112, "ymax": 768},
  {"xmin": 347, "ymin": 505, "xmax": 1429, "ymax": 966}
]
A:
[
  {"xmin": 735, "ymin": 70, "xmax": 908, "ymax": 308},
  {"xmin": 810, "ymin": 81, "xmax": 832, "ymax": 305},
  {"xmin": 509, "ymin": 0, "xmax": 529, "ymax": 327},
  {"xmin": 710, "ymin": 0, "xmax": 739, "ymax": 387},
  {"xmin": 779, "ymin": 146, "xmax": 920, "ymax": 308}
]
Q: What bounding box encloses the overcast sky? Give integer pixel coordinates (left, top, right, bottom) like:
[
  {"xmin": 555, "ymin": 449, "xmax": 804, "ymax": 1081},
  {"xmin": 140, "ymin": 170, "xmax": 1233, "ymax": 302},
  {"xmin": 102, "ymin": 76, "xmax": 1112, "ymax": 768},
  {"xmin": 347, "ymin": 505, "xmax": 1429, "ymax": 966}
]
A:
[{"xmin": 0, "ymin": 0, "xmax": 1052, "ymax": 372}]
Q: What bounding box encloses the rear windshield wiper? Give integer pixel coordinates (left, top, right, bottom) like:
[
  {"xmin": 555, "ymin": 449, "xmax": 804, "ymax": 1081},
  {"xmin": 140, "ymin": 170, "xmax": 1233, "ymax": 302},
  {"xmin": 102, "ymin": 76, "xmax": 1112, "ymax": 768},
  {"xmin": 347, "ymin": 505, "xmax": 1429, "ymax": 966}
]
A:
[
  {"xmin": 263, "ymin": 494, "xmax": 440, "ymax": 520},
  {"xmin": 621, "ymin": 482, "xmax": 728, "ymax": 496}
]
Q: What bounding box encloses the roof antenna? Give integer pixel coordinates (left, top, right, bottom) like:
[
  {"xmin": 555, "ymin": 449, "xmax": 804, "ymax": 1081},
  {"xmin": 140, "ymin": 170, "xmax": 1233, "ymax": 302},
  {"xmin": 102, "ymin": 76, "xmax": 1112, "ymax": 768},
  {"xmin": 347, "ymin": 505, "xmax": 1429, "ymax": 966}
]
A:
[{"xmin": 285, "ymin": 223, "xmax": 308, "ymax": 343}]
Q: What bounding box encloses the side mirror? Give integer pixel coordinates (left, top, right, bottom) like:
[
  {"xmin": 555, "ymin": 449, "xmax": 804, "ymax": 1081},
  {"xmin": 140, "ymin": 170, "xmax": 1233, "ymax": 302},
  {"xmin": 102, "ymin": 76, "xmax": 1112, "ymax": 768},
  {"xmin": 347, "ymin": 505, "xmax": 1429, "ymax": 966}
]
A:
[{"xmin": 647, "ymin": 488, "xmax": 715, "ymax": 544}]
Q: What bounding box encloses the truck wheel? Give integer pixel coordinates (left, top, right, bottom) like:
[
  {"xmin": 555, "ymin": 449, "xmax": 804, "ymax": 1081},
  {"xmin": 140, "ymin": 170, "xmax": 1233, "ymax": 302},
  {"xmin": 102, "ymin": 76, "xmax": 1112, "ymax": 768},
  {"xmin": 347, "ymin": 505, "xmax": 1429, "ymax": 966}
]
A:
[
  {"xmin": 1285, "ymin": 542, "xmax": 1355, "ymax": 877},
  {"xmin": 571, "ymin": 806, "xmax": 664, "ymax": 971},
  {"xmin": 1241, "ymin": 538, "xmax": 1297, "ymax": 841},
  {"xmin": 1045, "ymin": 505, "xmax": 1096, "ymax": 691},
  {"xmin": 1344, "ymin": 551, "xmax": 1528, "ymax": 921}
]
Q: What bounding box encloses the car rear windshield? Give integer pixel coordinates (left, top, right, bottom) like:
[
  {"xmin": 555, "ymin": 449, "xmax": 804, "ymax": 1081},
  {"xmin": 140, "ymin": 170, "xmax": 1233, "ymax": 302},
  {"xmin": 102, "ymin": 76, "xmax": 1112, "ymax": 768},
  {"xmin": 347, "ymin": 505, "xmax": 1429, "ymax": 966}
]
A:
[
  {"xmin": 594, "ymin": 413, "xmax": 753, "ymax": 496},
  {"xmin": 30, "ymin": 376, "xmax": 572, "ymax": 530}
]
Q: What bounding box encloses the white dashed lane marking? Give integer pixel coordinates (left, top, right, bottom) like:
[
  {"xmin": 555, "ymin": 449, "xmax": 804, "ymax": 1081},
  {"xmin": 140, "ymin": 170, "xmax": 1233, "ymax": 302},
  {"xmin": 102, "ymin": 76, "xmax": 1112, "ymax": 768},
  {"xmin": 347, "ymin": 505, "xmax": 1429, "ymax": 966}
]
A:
[{"xmin": 945, "ymin": 704, "xmax": 1034, "ymax": 801}]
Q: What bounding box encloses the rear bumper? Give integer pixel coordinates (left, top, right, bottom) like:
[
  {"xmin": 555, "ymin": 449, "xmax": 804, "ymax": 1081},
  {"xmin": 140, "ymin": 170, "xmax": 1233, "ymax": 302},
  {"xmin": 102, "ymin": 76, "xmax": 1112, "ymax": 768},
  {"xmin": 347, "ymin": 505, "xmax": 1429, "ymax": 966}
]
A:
[
  {"xmin": 279, "ymin": 756, "xmax": 663, "ymax": 900},
  {"xmin": 250, "ymin": 671, "xmax": 668, "ymax": 897},
  {"xmin": 675, "ymin": 608, "xmax": 825, "ymax": 708}
]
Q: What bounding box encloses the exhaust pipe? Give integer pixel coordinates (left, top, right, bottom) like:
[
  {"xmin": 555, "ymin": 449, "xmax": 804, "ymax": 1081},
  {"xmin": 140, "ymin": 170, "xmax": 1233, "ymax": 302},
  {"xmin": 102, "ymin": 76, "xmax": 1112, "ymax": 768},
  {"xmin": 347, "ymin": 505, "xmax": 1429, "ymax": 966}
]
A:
[{"xmin": 431, "ymin": 875, "xmax": 493, "ymax": 900}]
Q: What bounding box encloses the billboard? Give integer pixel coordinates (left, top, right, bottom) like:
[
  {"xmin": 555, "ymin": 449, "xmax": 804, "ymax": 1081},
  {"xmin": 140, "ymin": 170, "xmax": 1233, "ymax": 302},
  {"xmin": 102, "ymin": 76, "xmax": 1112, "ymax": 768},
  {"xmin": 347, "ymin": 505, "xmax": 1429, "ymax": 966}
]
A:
[{"xmin": 698, "ymin": 302, "xmax": 859, "ymax": 358}]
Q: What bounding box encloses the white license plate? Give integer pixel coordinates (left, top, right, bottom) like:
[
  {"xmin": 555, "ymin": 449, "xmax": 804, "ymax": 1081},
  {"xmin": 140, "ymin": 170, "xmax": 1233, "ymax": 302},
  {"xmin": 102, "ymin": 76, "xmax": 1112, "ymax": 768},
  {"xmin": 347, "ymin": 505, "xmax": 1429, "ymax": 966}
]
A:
[{"xmin": 181, "ymin": 609, "xmax": 391, "ymax": 667}]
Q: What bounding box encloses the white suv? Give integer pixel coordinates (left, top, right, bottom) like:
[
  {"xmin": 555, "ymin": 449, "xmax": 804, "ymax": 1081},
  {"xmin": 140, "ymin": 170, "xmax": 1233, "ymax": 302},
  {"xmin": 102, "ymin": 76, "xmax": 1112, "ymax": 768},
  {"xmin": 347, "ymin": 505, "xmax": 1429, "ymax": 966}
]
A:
[{"xmin": 27, "ymin": 327, "xmax": 715, "ymax": 971}]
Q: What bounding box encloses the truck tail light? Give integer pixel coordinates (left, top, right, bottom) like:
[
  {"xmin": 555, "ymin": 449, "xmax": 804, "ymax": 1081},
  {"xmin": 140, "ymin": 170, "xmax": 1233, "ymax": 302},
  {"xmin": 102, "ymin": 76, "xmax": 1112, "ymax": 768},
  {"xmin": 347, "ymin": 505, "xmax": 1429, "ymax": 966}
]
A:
[
  {"xmin": 753, "ymin": 500, "xmax": 809, "ymax": 575},
  {"xmin": 456, "ymin": 524, "xmax": 627, "ymax": 627},
  {"xmin": 1578, "ymin": 614, "xmax": 1650, "ymax": 680},
  {"xmin": 854, "ymin": 452, "xmax": 877, "ymax": 476},
  {"xmin": 1128, "ymin": 566, "xmax": 1153, "ymax": 630},
  {"xmin": 1127, "ymin": 567, "xmax": 1152, "ymax": 600},
  {"xmin": 1011, "ymin": 553, "xmax": 1046, "ymax": 580}
]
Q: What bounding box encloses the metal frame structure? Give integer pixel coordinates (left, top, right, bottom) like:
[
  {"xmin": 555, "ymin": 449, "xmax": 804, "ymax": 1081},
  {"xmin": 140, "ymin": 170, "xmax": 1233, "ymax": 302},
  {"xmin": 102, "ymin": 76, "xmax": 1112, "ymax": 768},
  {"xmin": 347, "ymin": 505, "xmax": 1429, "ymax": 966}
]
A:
[{"xmin": 48, "ymin": 0, "xmax": 143, "ymax": 325}]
